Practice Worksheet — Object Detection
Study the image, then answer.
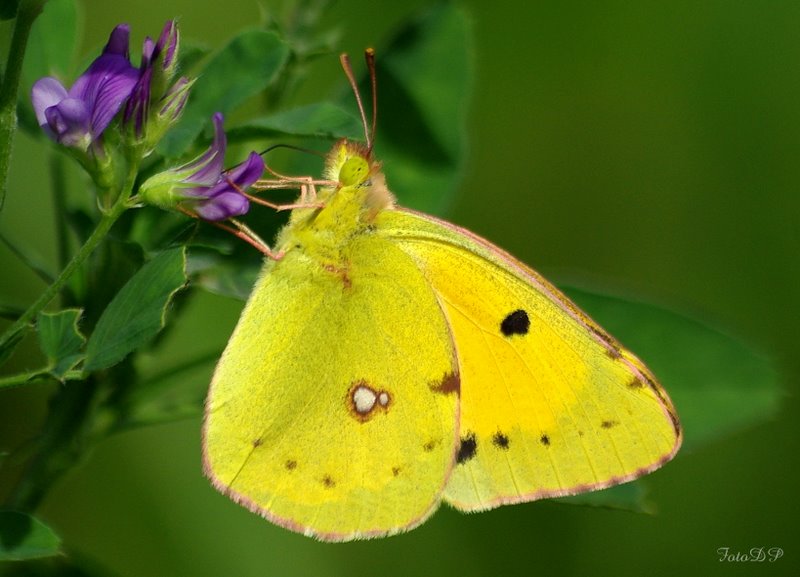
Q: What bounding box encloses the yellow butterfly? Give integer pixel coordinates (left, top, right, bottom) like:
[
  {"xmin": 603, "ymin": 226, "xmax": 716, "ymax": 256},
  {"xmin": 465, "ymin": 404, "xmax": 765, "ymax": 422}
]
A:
[{"xmin": 202, "ymin": 50, "xmax": 681, "ymax": 541}]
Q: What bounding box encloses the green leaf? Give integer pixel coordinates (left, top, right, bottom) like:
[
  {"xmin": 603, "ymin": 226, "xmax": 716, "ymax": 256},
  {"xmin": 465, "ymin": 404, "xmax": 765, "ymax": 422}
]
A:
[
  {"xmin": 158, "ymin": 30, "xmax": 290, "ymax": 158},
  {"xmin": 565, "ymin": 287, "xmax": 782, "ymax": 450},
  {"xmin": 36, "ymin": 309, "xmax": 85, "ymax": 378},
  {"xmin": 0, "ymin": 511, "xmax": 61, "ymax": 561},
  {"xmin": 84, "ymin": 248, "xmax": 187, "ymax": 372},
  {"xmin": 371, "ymin": 2, "xmax": 473, "ymax": 213},
  {"xmin": 229, "ymin": 102, "xmax": 363, "ymax": 140},
  {"xmin": 82, "ymin": 236, "xmax": 146, "ymax": 328}
]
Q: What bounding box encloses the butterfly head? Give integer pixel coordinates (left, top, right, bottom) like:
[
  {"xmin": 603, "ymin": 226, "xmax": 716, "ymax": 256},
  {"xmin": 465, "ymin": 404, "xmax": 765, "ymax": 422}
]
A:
[
  {"xmin": 323, "ymin": 138, "xmax": 394, "ymax": 214},
  {"xmin": 324, "ymin": 139, "xmax": 373, "ymax": 187}
]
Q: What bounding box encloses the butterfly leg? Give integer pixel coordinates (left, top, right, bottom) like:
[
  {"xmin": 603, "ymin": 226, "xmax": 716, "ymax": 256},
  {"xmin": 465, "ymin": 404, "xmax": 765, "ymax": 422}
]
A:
[
  {"xmin": 177, "ymin": 206, "xmax": 282, "ymax": 259},
  {"xmin": 250, "ymin": 174, "xmax": 341, "ymax": 210}
]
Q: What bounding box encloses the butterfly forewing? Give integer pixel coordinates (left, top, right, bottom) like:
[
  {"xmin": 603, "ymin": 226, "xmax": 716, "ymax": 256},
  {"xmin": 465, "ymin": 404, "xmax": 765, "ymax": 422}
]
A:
[{"xmin": 380, "ymin": 208, "xmax": 681, "ymax": 511}]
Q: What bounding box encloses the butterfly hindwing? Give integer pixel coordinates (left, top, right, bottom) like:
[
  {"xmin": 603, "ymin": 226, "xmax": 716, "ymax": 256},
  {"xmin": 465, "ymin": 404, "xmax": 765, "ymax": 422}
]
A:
[
  {"xmin": 203, "ymin": 234, "xmax": 459, "ymax": 540},
  {"xmin": 379, "ymin": 208, "xmax": 681, "ymax": 511}
]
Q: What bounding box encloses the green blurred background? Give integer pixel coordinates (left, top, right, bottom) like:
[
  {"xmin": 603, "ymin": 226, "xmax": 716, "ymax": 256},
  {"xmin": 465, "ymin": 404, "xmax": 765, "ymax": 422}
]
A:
[{"xmin": 1, "ymin": 0, "xmax": 798, "ymax": 575}]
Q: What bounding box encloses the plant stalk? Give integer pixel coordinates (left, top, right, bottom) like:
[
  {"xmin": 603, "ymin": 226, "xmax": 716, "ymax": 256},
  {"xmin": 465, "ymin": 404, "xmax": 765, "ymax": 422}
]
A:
[{"xmin": 0, "ymin": 0, "xmax": 47, "ymax": 210}]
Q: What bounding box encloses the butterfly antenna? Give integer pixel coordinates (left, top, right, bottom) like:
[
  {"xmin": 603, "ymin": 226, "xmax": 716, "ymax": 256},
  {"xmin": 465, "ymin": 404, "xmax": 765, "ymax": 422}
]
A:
[
  {"xmin": 259, "ymin": 143, "xmax": 327, "ymax": 161},
  {"xmin": 258, "ymin": 143, "xmax": 327, "ymax": 179},
  {"xmin": 365, "ymin": 48, "xmax": 377, "ymax": 154},
  {"xmin": 340, "ymin": 53, "xmax": 371, "ymax": 150}
]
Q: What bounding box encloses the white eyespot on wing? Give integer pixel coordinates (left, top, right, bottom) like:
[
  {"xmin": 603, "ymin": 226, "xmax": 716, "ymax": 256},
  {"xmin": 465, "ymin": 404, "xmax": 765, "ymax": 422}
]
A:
[
  {"xmin": 352, "ymin": 384, "xmax": 378, "ymax": 414},
  {"xmin": 348, "ymin": 381, "xmax": 392, "ymax": 422}
]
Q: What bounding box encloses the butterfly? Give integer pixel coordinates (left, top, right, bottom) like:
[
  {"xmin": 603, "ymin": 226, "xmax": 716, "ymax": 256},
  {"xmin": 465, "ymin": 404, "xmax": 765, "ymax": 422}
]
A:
[{"xmin": 202, "ymin": 50, "xmax": 681, "ymax": 541}]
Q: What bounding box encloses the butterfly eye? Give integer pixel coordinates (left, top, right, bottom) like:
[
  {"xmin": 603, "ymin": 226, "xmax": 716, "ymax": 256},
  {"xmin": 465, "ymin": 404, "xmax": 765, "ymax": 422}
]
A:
[{"xmin": 340, "ymin": 156, "xmax": 370, "ymax": 187}]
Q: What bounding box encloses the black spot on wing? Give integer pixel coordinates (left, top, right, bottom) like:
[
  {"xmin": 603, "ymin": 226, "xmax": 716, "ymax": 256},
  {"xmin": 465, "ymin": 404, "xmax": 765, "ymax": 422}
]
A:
[
  {"xmin": 285, "ymin": 460, "xmax": 297, "ymax": 471},
  {"xmin": 500, "ymin": 309, "xmax": 530, "ymax": 336},
  {"xmin": 456, "ymin": 433, "xmax": 477, "ymax": 464},
  {"xmin": 392, "ymin": 466, "xmax": 401, "ymax": 477},
  {"xmin": 322, "ymin": 475, "xmax": 335, "ymax": 488},
  {"xmin": 492, "ymin": 431, "xmax": 510, "ymax": 450},
  {"xmin": 540, "ymin": 434, "xmax": 551, "ymax": 447},
  {"xmin": 601, "ymin": 420, "xmax": 618, "ymax": 429}
]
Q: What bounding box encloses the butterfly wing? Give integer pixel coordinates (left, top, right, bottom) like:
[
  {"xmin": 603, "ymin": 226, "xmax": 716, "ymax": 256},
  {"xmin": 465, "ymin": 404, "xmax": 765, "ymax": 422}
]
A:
[
  {"xmin": 202, "ymin": 235, "xmax": 460, "ymax": 540},
  {"xmin": 379, "ymin": 208, "xmax": 681, "ymax": 511}
]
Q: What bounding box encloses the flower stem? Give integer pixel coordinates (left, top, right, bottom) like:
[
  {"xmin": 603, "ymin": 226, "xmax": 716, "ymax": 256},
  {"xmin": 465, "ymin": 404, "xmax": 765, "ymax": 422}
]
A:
[
  {"xmin": 0, "ymin": 0, "xmax": 47, "ymax": 211},
  {"xmin": 0, "ymin": 202, "xmax": 126, "ymax": 353}
]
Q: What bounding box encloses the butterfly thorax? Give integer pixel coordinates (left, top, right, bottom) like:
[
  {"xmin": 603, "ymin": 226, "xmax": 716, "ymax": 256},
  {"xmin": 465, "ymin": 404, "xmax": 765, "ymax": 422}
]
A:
[{"xmin": 276, "ymin": 140, "xmax": 395, "ymax": 265}]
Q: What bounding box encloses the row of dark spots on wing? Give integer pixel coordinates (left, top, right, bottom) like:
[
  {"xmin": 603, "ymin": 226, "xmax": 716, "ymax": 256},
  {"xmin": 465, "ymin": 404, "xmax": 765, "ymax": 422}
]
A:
[
  {"xmin": 269, "ymin": 424, "xmax": 626, "ymax": 489},
  {"xmin": 448, "ymin": 425, "xmax": 615, "ymax": 462},
  {"xmin": 453, "ymin": 430, "xmax": 512, "ymax": 465},
  {"xmin": 279, "ymin": 458, "xmax": 403, "ymax": 489},
  {"xmin": 449, "ymin": 423, "xmax": 629, "ymax": 465}
]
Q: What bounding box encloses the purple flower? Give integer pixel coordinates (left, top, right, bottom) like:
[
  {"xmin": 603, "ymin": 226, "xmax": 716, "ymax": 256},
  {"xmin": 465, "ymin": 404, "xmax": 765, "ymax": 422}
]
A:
[
  {"xmin": 31, "ymin": 25, "xmax": 138, "ymax": 150},
  {"xmin": 124, "ymin": 20, "xmax": 182, "ymax": 138},
  {"xmin": 139, "ymin": 113, "xmax": 265, "ymax": 221}
]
